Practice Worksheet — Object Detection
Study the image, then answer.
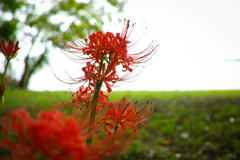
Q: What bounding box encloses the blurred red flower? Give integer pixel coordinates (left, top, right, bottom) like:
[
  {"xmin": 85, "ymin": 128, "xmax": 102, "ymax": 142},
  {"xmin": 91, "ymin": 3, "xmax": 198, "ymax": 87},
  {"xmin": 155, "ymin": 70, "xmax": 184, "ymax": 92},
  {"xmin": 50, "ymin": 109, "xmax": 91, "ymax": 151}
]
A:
[
  {"xmin": 0, "ymin": 108, "xmax": 134, "ymax": 159},
  {"xmin": 0, "ymin": 109, "xmax": 87, "ymax": 160},
  {"xmin": 0, "ymin": 39, "xmax": 20, "ymax": 59}
]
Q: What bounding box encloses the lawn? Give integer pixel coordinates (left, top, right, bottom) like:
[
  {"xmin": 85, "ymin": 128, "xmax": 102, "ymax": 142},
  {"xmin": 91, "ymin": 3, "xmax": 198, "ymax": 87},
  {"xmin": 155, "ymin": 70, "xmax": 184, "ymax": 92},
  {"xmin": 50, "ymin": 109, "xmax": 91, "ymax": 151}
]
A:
[{"xmin": 0, "ymin": 90, "xmax": 240, "ymax": 160}]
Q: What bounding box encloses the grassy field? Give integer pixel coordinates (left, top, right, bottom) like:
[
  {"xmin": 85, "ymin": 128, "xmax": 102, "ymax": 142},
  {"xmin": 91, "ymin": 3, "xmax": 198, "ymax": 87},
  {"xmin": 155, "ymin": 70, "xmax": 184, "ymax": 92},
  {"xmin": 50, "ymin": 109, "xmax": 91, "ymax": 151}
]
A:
[{"xmin": 0, "ymin": 90, "xmax": 240, "ymax": 160}]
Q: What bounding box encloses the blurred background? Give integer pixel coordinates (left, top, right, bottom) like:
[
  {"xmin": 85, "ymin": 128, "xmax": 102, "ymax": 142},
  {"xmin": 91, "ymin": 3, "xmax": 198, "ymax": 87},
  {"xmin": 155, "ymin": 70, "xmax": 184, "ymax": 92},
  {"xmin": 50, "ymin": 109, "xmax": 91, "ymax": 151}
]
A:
[
  {"xmin": 0, "ymin": 0, "xmax": 240, "ymax": 91},
  {"xmin": 1, "ymin": 1, "xmax": 240, "ymax": 159}
]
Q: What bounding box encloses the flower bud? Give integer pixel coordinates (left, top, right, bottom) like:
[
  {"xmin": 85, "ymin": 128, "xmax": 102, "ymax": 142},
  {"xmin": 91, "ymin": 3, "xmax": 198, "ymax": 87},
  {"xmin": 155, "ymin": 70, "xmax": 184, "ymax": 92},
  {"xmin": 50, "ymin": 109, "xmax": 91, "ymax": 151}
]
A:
[{"xmin": 0, "ymin": 39, "xmax": 20, "ymax": 60}]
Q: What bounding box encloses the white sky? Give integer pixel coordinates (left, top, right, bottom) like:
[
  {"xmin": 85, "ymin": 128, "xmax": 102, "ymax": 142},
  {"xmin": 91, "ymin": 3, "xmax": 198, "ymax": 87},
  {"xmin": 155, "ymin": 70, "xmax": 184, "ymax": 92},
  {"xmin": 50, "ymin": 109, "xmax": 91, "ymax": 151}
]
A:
[{"xmin": 22, "ymin": 0, "xmax": 240, "ymax": 91}]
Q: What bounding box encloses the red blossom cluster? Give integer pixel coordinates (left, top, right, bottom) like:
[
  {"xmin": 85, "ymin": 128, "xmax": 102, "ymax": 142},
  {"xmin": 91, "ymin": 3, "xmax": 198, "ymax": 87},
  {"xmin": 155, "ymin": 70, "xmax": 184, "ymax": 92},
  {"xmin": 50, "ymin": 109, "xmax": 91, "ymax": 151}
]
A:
[
  {"xmin": 52, "ymin": 19, "xmax": 159, "ymax": 93},
  {"xmin": 101, "ymin": 100, "xmax": 157, "ymax": 135}
]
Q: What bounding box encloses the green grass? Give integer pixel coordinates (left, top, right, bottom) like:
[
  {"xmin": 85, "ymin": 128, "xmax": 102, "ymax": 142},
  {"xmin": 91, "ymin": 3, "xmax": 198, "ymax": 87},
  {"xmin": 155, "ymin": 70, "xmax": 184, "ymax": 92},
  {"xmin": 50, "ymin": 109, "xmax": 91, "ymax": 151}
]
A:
[{"xmin": 1, "ymin": 90, "xmax": 240, "ymax": 160}]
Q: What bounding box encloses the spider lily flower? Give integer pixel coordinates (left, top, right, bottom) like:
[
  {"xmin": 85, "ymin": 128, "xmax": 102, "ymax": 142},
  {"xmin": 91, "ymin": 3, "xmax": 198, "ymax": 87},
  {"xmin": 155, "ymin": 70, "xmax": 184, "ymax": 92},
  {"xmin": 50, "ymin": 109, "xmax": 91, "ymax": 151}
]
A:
[
  {"xmin": 52, "ymin": 20, "xmax": 158, "ymax": 70},
  {"xmin": 71, "ymin": 86, "xmax": 109, "ymax": 114},
  {"xmin": 101, "ymin": 100, "xmax": 157, "ymax": 135},
  {"xmin": 83, "ymin": 31, "xmax": 129, "ymax": 64},
  {"xmin": 71, "ymin": 85, "xmax": 93, "ymax": 110},
  {"xmin": 0, "ymin": 39, "xmax": 20, "ymax": 60},
  {"xmin": 52, "ymin": 19, "xmax": 159, "ymax": 91},
  {"xmin": 81, "ymin": 62, "xmax": 119, "ymax": 93}
]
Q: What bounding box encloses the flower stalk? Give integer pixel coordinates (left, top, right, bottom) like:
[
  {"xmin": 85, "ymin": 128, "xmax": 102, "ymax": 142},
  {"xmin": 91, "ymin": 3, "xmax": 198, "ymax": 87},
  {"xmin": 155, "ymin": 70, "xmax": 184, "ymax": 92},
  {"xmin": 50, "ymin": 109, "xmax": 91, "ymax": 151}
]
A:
[
  {"xmin": 0, "ymin": 59, "xmax": 10, "ymax": 103},
  {"xmin": 86, "ymin": 55, "xmax": 104, "ymax": 145},
  {"xmin": 86, "ymin": 81, "xmax": 103, "ymax": 145}
]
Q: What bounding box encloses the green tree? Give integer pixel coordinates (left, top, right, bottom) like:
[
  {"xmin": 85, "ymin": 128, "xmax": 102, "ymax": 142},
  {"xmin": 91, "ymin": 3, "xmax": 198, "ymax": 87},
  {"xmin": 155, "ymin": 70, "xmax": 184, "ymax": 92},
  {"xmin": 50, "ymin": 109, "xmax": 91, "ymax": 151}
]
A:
[{"xmin": 0, "ymin": 0, "xmax": 126, "ymax": 89}]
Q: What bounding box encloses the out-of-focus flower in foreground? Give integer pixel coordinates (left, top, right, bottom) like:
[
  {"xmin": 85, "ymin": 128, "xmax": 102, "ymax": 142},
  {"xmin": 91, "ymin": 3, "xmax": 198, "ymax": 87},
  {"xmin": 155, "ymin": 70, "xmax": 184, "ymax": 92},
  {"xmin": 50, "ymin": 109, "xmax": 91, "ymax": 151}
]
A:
[
  {"xmin": 0, "ymin": 109, "xmax": 87, "ymax": 160},
  {"xmin": 0, "ymin": 39, "xmax": 20, "ymax": 60},
  {"xmin": 0, "ymin": 108, "xmax": 133, "ymax": 159}
]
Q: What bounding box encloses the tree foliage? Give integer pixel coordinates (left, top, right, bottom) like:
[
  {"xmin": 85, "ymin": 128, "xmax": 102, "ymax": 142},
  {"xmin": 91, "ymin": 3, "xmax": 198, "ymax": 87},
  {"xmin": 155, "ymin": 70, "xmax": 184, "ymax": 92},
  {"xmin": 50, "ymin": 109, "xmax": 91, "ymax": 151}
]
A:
[{"xmin": 0, "ymin": 0, "xmax": 126, "ymax": 89}]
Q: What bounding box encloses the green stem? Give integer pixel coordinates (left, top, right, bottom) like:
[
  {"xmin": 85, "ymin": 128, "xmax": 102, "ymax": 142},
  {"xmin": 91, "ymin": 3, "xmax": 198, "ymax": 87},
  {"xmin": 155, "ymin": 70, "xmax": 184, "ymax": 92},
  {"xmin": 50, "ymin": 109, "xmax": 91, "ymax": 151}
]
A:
[
  {"xmin": 86, "ymin": 81, "xmax": 102, "ymax": 145},
  {"xmin": 86, "ymin": 56, "xmax": 104, "ymax": 145},
  {"xmin": 82, "ymin": 55, "xmax": 105, "ymax": 120},
  {"xmin": 1, "ymin": 59, "xmax": 10, "ymax": 103},
  {"xmin": 1, "ymin": 60, "xmax": 10, "ymax": 85}
]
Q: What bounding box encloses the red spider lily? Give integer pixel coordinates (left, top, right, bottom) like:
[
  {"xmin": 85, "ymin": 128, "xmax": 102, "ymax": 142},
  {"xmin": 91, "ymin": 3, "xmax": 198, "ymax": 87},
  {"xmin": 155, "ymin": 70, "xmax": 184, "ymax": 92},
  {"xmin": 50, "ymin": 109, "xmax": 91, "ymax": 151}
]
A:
[
  {"xmin": 52, "ymin": 20, "xmax": 159, "ymax": 90},
  {"xmin": 0, "ymin": 39, "xmax": 20, "ymax": 59},
  {"xmin": 71, "ymin": 85, "xmax": 94, "ymax": 110},
  {"xmin": 0, "ymin": 109, "xmax": 87, "ymax": 160},
  {"xmin": 52, "ymin": 20, "xmax": 158, "ymax": 70},
  {"xmin": 81, "ymin": 62, "xmax": 119, "ymax": 93},
  {"xmin": 101, "ymin": 100, "xmax": 157, "ymax": 135},
  {"xmin": 52, "ymin": 26, "xmax": 129, "ymax": 65},
  {"xmin": 71, "ymin": 86, "xmax": 109, "ymax": 114},
  {"xmin": 83, "ymin": 31, "xmax": 129, "ymax": 64}
]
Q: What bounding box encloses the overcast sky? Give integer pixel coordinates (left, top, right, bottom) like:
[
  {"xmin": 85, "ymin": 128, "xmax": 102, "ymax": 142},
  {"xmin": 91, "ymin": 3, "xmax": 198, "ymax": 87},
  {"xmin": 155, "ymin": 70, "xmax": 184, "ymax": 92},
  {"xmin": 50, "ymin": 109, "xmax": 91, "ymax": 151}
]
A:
[{"xmin": 26, "ymin": 0, "xmax": 240, "ymax": 91}]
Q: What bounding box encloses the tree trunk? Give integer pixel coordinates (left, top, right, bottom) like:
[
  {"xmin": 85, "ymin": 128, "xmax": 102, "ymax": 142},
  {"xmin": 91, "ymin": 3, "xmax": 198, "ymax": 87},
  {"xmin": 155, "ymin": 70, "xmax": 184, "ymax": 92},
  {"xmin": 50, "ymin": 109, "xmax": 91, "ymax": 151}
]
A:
[
  {"xmin": 17, "ymin": 54, "xmax": 30, "ymax": 89},
  {"xmin": 17, "ymin": 31, "xmax": 49, "ymax": 89},
  {"xmin": 17, "ymin": 49, "xmax": 48, "ymax": 89}
]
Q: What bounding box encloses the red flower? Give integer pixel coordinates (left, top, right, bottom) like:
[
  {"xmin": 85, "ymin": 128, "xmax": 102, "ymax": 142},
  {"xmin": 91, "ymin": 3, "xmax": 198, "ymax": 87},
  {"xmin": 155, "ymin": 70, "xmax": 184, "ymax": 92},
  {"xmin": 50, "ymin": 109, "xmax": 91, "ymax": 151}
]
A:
[
  {"xmin": 0, "ymin": 109, "xmax": 133, "ymax": 160},
  {"xmin": 0, "ymin": 109, "xmax": 87, "ymax": 160},
  {"xmin": 52, "ymin": 20, "xmax": 159, "ymax": 92},
  {"xmin": 101, "ymin": 100, "xmax": 157, "ymax": 135},
  {"xmin": 0, "ymin": 39, "xmax": 20, "ymax": 59},
  {"xmin": 81, "ymin": 62, "xmax": 119, "ymax": 93},
  {"xmin": 71, "ymin": 85, "xmax": 93, "ymax": 110},
  {"xmin": 83, "ymin": 31, "xmax": 129, "ymax": 64},
  {"xmin": 53, "ymin": 20, "xmax": 158, "ymax": 71},
  {"xmin": 71, "ymin": 86, "xmax": 109, "ymax": 114}
]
